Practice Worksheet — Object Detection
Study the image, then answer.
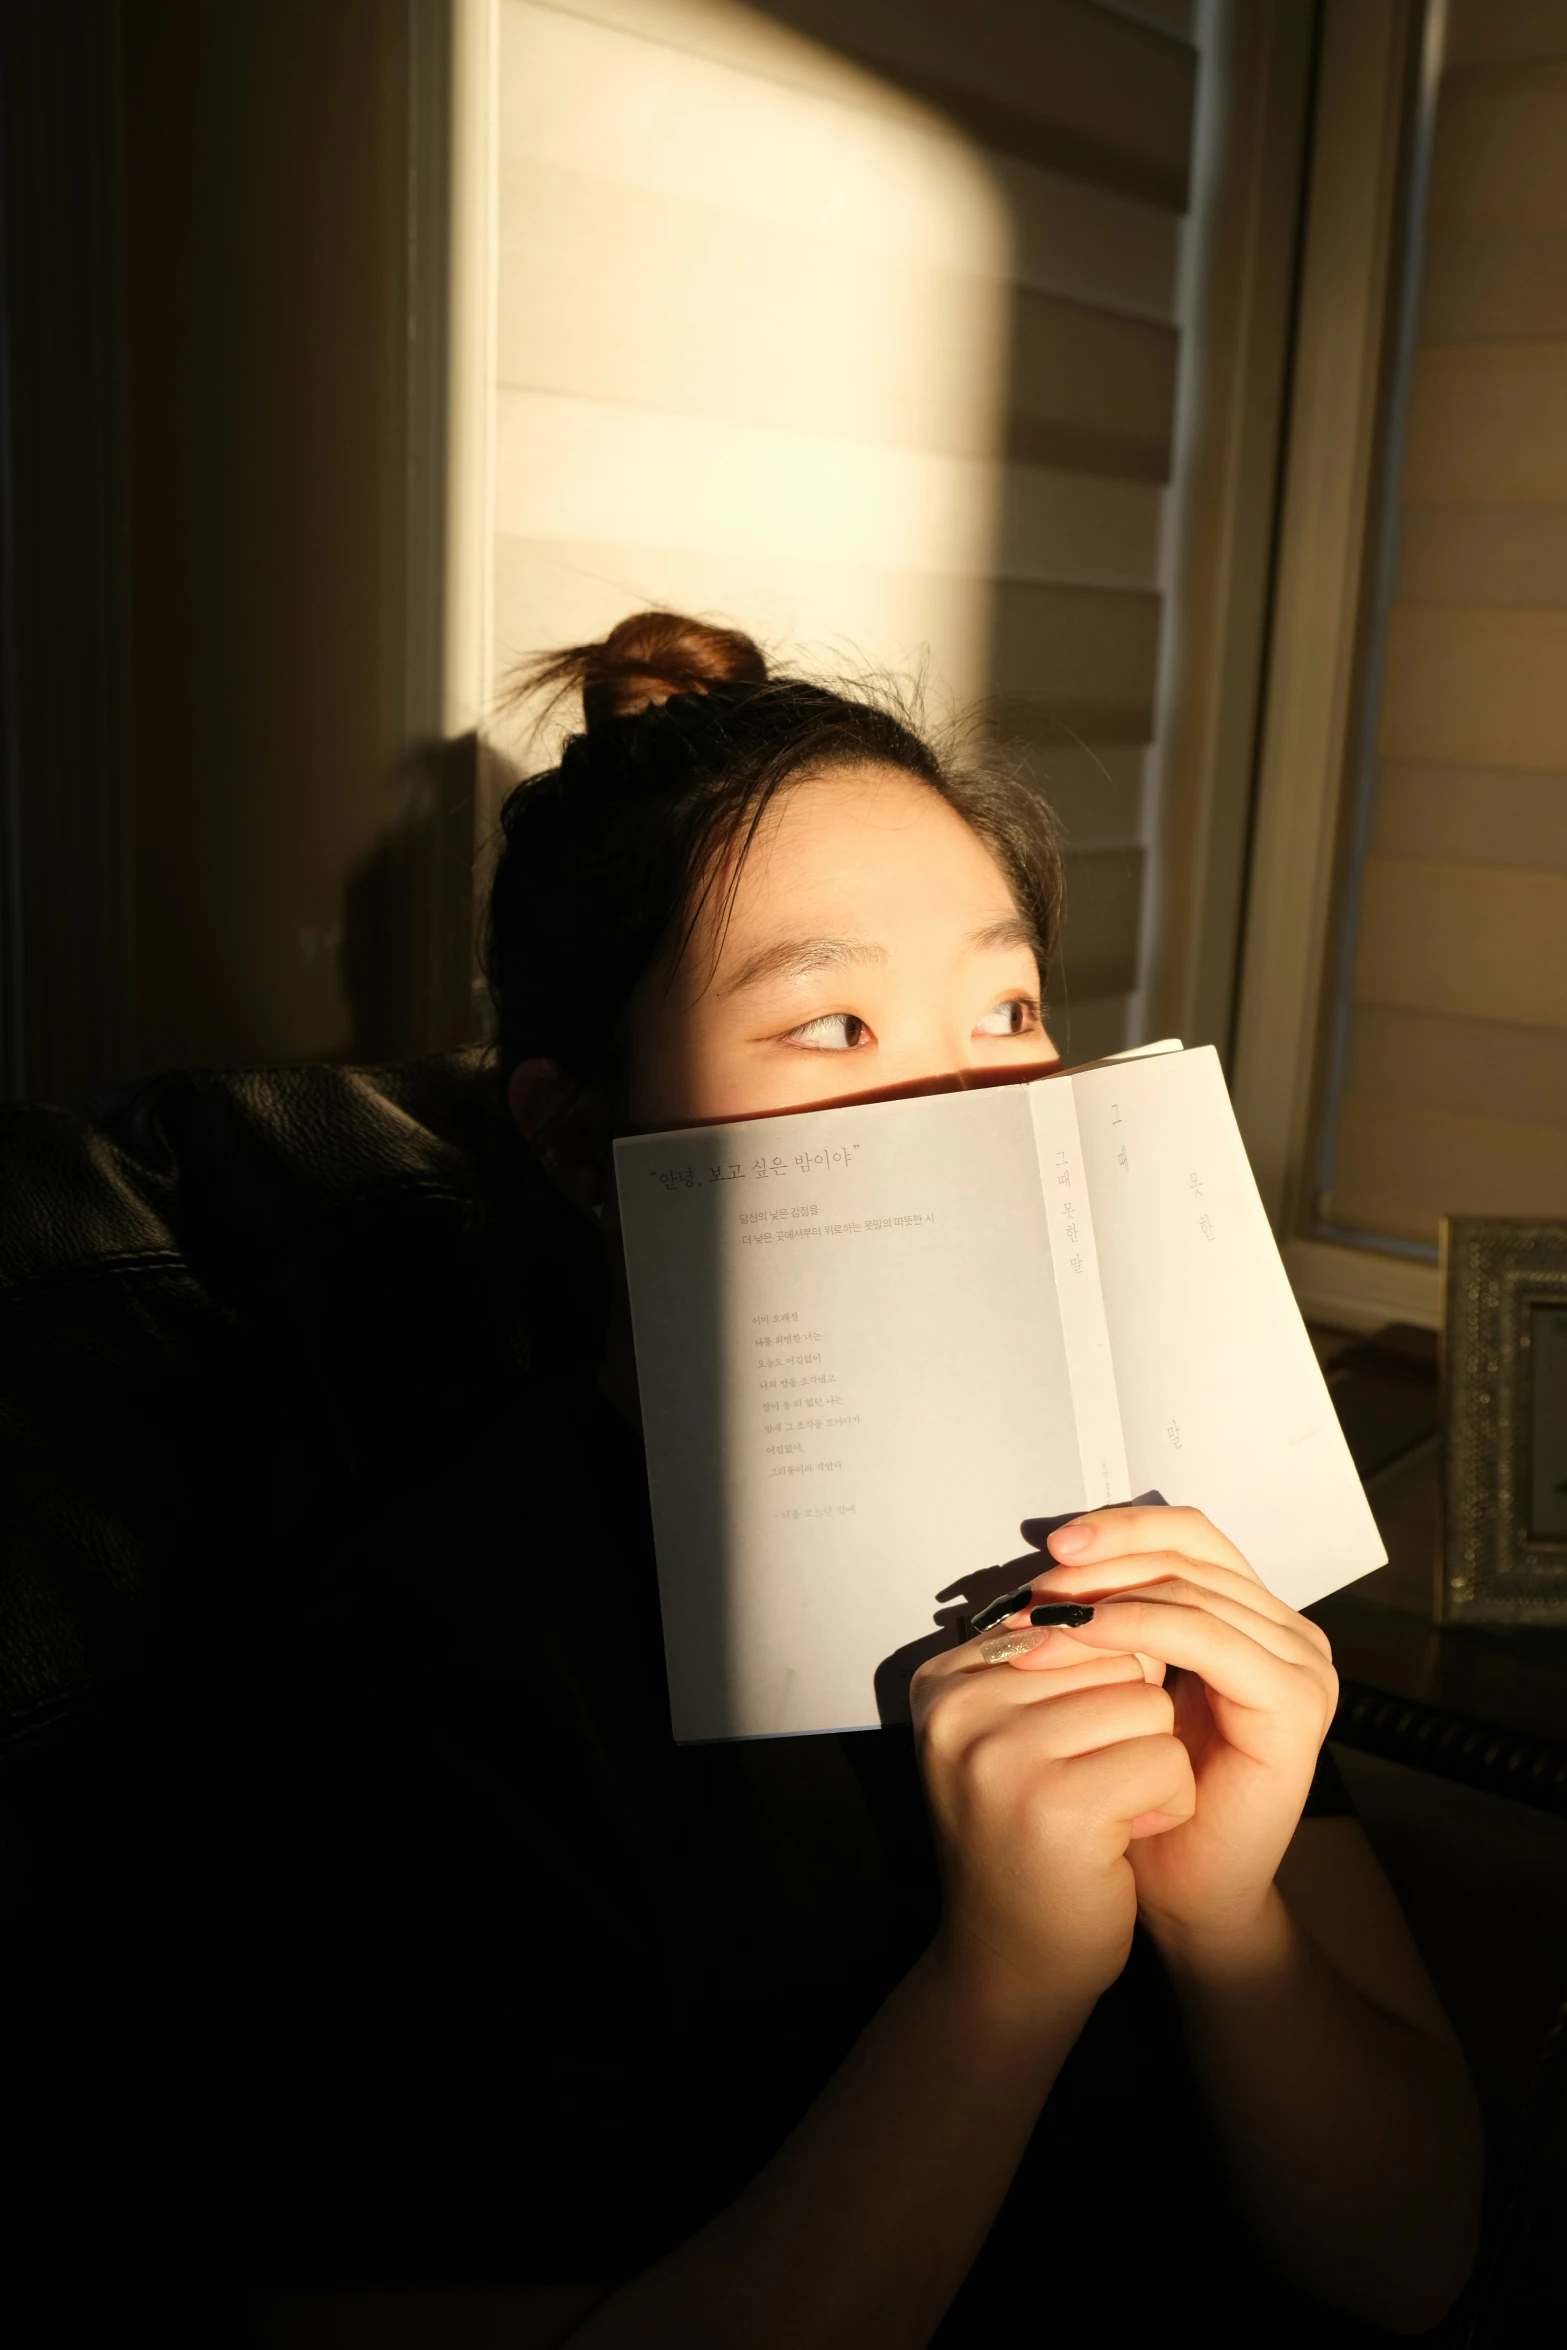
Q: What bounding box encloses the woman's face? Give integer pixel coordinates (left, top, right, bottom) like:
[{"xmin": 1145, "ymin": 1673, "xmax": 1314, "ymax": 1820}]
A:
[{"xmin": 624, "ymin": 764, "xmax": 1058, "ymax": 1131}]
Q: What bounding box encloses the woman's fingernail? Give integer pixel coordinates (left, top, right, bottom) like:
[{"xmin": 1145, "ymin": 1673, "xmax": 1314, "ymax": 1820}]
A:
[
  {"xmin": 968, "ymin": 1581, "xmax": 1037, "ymax": 1635},
  {"xmin": 979, "ymin": 1627, "xmax": 1049, "ymax": 1664},
  {"xmin": 1048, "ymin": 1523, "xmax": 1091, "ymax": 1559},
  {"xmin": 1030, "ymin": 1602, "xmax": 1095, "ymax": 1628}
]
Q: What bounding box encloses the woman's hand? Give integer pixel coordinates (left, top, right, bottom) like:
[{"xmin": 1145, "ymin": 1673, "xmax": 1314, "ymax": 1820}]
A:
[
  {"xmin": 909, "ymin": 1620, "xmax": 1196, "ymax": 2011},
  {"xmin": 915, "ymin": 1510, "xmax": 1479, "ymax": 2337},
  {"xmin": 1000, "ymin": 1505, "xmax": 1338, "ymax": 1959}
]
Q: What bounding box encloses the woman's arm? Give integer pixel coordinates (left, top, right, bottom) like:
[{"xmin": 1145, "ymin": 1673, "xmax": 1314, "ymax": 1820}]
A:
[
  {"xmin": 1157, "ymin": 1822, "xmax": 1482, "ymax": 2335},
  {"xmin": 569, "ymin": 1653, "xmax": 1193, "ymax": 2349},
  {"xmin": 568, "ymin": 1939, "xmax": 1085, "ymax": 2349},
  {"xmin": 1014, "ymin": 1503, "xmax": 1483, "ymax": 2333},
  {"xmin": 256, "ymin": 1645, "xmax": 1193, "ymax": 2350},
  {"xmin": 255, "ymin": 1954, "xmax": 1087, "ymax": 2350},
  {"xmin": 254, "ymin": 1829, "xmax": 1477, "ymax": 2350}
]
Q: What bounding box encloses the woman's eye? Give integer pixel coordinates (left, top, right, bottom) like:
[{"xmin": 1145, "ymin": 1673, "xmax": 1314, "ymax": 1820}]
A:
[
  {"xmin": 974, "ymin": 997, "xmax": 1039, "ymax": 1038},
  {"xmin": 783, "ymin": 1013, "xmax": 872, "ymax": 1052}
]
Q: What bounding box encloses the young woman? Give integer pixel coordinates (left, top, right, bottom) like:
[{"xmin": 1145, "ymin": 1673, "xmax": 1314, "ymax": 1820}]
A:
[{"xmin": 254, "ymin": 613, "xmax": 1479, "ymax": 2348}]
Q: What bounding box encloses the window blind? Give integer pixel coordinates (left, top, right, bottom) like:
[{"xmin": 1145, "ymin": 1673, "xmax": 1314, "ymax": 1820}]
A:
[
  {"xmin": 485, "ymin": 0, "xmax": 1201, "ymax": 1058},
  {"xmin": 1320, "ymin": 0, "xmax": 1567, "ymax": 1246}
]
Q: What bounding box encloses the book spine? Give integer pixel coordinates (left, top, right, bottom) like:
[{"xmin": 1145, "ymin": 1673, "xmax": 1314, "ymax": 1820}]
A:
[{"xmin": 1028, "ymin": 1080, "xmax": 1130, "ymax": 1508}]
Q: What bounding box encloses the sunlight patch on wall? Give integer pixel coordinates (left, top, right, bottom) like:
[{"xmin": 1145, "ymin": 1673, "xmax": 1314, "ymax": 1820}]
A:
[{"xmin": 487, "ymin": 0, "xmax": 1016, "ymax": 756}]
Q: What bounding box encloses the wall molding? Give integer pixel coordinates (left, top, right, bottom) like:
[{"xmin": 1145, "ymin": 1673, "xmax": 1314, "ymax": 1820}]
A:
[
  {"xmin": 1285, "ymin": 1234, "xmax": 1440, "ymax": 1331},
  {"xmin": 1139, "ymin": 0, "xmax": 1318, "ymax": 1060},
  {"xmin": 1230, "ymin": 0, "xmax": 1417, "ymax": 1231}
]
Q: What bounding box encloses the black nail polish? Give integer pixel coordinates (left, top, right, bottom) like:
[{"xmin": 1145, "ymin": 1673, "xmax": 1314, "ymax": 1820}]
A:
[
  {"xmin": 968, "ymin": 1581, "xmax": 1037, "ymax": 1636},
  {"xmin": 1030, "ymin": 1602, "xmax": 1095, "ymax": 1629}
]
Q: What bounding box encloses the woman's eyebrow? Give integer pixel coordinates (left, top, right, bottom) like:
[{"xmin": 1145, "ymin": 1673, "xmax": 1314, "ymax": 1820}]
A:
[
  {"xmin": 720, "ymin": 934, "xmax": 888, "ymax": 997},
  {"xmin": 967, "ymin": 914, "xmax": 1036, "ymax": 956}
]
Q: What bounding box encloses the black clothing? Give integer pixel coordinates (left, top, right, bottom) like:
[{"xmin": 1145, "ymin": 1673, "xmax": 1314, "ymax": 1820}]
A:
[
  {"xmin": 206, "ymin": 1371, "xmax": 1357, "ymax": 2337},
  {"xmin": 0, "ymin": 1056, "xmax": 1368, "ymax": 2343}
]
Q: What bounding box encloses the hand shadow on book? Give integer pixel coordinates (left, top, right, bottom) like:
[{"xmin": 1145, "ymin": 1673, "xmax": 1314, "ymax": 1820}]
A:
[
  {"xmin": 872, "ymin": 1556, "xmax": 1041, "ymax": 1729},
  {"xmin": 872, "ymin": 1495, "xmax": 1167, "ymax": 1728}
]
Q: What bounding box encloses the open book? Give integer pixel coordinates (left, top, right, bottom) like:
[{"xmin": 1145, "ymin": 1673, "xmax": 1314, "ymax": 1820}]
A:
[{"xmin": 615, "ymin": 1044, "xmax": 1384, "ymax": 1742}]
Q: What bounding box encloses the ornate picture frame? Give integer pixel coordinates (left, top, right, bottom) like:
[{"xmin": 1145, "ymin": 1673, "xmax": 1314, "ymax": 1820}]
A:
[{"xmin": 1440, "ymin": 1217, "xmax": 1567, "ymax": 1624}]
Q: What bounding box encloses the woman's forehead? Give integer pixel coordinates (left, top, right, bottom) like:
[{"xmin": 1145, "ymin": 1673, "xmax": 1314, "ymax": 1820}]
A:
[{"xmin": 715, "ymin": 766, "xmax": 1018, "ymax": 937}]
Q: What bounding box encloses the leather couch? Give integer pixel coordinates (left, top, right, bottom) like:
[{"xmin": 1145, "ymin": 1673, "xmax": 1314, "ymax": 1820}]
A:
[
  {"xmin": 0, "ymin": 1051, "xmax": 576, "ymax": 1757},
  {"xmin": 0, "ymin": 1051, "xmax": 581, "ymax": 2339}
]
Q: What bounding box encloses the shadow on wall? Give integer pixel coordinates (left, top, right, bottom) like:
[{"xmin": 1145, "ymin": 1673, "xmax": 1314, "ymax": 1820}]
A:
[
  {"xmin": 490, "ymin": 0, "xmax": 1194, "ymax": 1070},
  {"xmin": 90, "ymin": 2, "xmax": 1208, "ymax": 1089},
  {"xmin": 339, "ymin": 733, "xmax": 481, "ymax": 1066},
  {"xmin": 755, "ymin": 1, "xmax": 1193, "ymax": 1063}
]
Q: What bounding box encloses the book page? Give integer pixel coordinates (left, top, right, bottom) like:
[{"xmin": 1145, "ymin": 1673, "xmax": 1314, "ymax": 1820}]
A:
[
  {"xmin": 1069, "ymin": 1047, "xmax": 1385, "ymax": 1608},
  {"xmin": 615, "ymin": 1085, "xmax": 1086, "ymax": 1740}
]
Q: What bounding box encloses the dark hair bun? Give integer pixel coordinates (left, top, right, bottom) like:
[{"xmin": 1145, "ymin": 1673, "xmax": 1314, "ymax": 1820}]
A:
[
  {"xmin": 488, "ymin": 607, "xmax": 1064, "ymax": 1090},
  {"xmin": 515, "ymin": 609, "xmax": 769, "ymax": 735}
]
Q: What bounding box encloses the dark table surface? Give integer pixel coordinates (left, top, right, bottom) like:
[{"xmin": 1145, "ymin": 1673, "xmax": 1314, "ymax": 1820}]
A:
[{"xmin": 1304, "ymin": 1327, "xmax": 1567, "ymax": 1807}]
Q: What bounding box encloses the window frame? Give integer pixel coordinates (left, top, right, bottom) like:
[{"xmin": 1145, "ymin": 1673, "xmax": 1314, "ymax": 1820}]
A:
[{"xmin": 1229, "ymin": 0, "xmax": 1444, "ymax": 1331}]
